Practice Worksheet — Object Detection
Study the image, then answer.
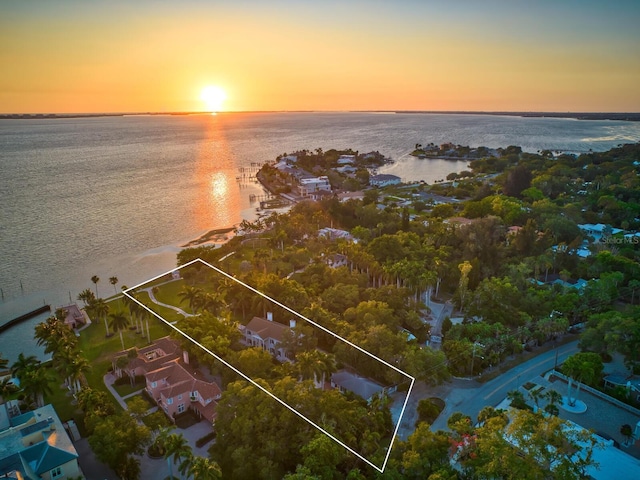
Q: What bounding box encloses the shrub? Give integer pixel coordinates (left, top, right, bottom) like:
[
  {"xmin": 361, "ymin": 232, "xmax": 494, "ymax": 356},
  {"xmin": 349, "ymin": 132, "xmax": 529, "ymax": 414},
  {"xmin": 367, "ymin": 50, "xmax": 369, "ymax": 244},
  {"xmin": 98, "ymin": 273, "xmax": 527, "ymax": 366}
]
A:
[{"xmin": 196, "ymin": 431, "xmax": 217, "ymax": 448}]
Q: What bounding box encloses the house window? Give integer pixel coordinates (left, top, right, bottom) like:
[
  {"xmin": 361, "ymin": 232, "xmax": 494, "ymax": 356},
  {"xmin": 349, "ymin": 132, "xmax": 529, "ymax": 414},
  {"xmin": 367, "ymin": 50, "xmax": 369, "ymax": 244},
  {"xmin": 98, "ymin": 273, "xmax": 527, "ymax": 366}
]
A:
[
  {"xmin": 51, "ymin": 467, "xmax": 63, "ymax": 478},
  {"xmin": 178, "ymin": 403, "xmax": 185, "ymax": 413},
  {"xmin": 167, "ymin": 398, "xmax": 173, "ymax": 405},
  {"xmin": 177, "ymin": 394, "xmax": 182, "ymax": 401},
  {"xmin": 151, "ymin": 381, "xmax": 157, "ymax": 388}
]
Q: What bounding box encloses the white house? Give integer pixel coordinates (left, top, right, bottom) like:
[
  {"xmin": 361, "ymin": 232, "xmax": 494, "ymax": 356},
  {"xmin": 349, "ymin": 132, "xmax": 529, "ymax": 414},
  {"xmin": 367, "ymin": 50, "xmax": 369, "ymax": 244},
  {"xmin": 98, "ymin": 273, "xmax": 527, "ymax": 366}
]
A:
[
  {"xmin": 240, "ymin": 315, "xmax": 295, "ymax": 361},
  {"xmin": 0, "ymin": 404, "xmax": 83, "ymax": 480},
  {"xmin": 298, "ymin": 176, "xmax": 331, "ymax": 197},
  {"xmin": 337, "ymin": 155, "xmax": 356, "ymax": 165}
]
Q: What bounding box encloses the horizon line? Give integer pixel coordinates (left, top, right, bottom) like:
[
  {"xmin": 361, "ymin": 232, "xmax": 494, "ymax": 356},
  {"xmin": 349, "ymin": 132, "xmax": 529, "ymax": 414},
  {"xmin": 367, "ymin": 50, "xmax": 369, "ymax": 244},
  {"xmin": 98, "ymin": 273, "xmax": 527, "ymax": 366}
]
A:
[{"xmin": 2, "ymin": 109, "xmax": 640, "ymax": 118}]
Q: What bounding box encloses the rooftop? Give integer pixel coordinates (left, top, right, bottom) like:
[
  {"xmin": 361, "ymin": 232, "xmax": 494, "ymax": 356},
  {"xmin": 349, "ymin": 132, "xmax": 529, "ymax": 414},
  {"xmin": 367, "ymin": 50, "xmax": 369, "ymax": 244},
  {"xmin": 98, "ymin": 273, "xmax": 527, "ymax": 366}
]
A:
[
  {"xmin": 331, "ymin": 370, "xmax": 385, "ymax": 401},
  {"xmin": 0, "ymin": 404, "xmax": 78, "ymax": 478},
  {"xmin": 244, "ymin": 316, "xmax": 288, "ymax": 343}
]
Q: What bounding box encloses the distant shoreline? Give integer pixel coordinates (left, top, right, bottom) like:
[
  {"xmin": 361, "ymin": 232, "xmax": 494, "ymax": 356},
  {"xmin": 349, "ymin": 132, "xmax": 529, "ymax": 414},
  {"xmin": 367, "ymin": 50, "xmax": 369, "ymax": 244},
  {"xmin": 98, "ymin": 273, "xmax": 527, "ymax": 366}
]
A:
[{"xmin": 1, "ymin": 111, "xmax": 640, "ymax": 122}]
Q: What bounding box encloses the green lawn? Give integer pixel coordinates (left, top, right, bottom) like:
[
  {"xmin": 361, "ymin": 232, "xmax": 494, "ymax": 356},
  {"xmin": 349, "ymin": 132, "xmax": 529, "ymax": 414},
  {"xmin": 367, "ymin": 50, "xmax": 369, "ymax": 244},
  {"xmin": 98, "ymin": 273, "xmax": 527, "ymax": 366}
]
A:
[
  {"xmin": 152, "ymin": 279, "xmax": 192, "ymax": 314},
  {"xmin": 136, "ymin": 291, "xmax": 184, "ymax": 324},
  {"xmin": 113, "ymin": 379, "xmax": 145, "ymax": 397},
  {"xmin": 39, "ymin": 313, "xmax": 171, "ymax": 420}
]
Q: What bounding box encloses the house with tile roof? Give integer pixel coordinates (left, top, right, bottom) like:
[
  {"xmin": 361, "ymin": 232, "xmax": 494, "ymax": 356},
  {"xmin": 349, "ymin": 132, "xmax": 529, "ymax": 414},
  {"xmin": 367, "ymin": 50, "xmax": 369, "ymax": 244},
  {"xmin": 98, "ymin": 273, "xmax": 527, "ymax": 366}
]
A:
[
  {"xmin": 113, "ymin": 337, "xmax": 222, "ymax": 423},
  {"xmin": 112, "ymin": 336, "xmax": 182, "ymax": 381},
  {"xmin": 145, "ymin": 360, "xmax": 221, "ymax": 423},
  {"xmin": 0, "ymin": 403, "xmax": 82, "ymax": 480}
]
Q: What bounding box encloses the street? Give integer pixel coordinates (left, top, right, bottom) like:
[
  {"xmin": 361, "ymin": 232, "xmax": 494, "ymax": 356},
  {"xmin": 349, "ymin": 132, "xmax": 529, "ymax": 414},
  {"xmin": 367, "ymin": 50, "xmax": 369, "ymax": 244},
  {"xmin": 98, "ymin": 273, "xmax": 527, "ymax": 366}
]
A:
[{"xmin": 395, "ymin": 339, "xmax": 579, "ymax": 438}]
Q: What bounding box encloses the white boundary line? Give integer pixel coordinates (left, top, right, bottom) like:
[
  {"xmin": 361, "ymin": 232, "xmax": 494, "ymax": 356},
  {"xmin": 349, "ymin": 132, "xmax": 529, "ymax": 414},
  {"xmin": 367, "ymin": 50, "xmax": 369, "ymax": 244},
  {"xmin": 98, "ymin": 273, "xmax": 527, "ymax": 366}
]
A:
[{"xmin": 124, "ymin": 258, "xmax": 415, "ymax": 473}]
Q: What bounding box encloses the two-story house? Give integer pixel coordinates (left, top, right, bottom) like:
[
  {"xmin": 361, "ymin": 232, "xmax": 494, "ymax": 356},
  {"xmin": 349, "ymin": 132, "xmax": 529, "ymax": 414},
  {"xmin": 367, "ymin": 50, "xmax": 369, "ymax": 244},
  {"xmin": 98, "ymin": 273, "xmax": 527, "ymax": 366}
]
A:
[
  {"xmin": 112, "ymin": 336, "xmax": 182, "ymax": 382},
  {"xmin": 145, "ymin": 360, "xmax": 222, "ymax": 423},
  {"xmin": 113, "ymin": 337, "xmax": 222, "ymax": 423},
  {"xmin": 0, "ymin": 403, "xmax": 82, "ymax": 480},
  {"xmin": 240, "ymin": 315, "xmax": 294, "ymax": 361}
]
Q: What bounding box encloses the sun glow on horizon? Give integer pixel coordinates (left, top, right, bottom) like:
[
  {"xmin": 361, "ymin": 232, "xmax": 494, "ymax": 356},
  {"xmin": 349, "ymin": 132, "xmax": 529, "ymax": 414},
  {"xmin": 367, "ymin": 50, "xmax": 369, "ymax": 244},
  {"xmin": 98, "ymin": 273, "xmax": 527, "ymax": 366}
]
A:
[{"xmin": 200, "ymin": 86, "xmax": 227, "ymax": 112}]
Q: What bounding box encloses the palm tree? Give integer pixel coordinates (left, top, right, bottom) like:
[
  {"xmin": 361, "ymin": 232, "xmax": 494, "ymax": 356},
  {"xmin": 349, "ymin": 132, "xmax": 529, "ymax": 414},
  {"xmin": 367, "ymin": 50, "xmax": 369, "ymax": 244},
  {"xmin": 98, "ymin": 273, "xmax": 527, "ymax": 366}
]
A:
[
  {"xmin": 163, "ymin": 432, "xmax": 192, "ymax": 480},
  {"xmin": 0, "ymin": 377, "xmax": 19, "ymax": 403},
  {"xmin": 563, "ymin": 353, "xmax": 602, "ymax": 407},
  {"xmin": 296, "ymin": 350, "xmax": 335, "ymax": 389},
  {"xmin": 91, "ymin": 275, "xmax": 100, "ymax": 297},
  {"xmin": 528, "ymin": 388, "xmax": 543, "ymax": 413},
  {"xmin": 544, "ymin": 389, "xmax": 563, "ymax": 416},
  {"xmin": 117, "ymin": 455, "xmax": 141, "ymax": 480},
  {"xmin": 296, "ymin": 350, "xmax": 323, "ymax": 385},
  {"xmin": 199, "ymin": 292, "xmax": 226, "ymax": 316},
  {"xmin": 180, "ymin": 454, "xmax": 222, "ymax": 480},
  {"xmin": 21, "ymin": 365, "xmax": 54, "ymax": 407},
  {"xmin": 109, "ymin": 276, "xmax": 119, "ymax": 295},
  {"xmin": 77, "ymin": 288, "xmax": 96, "ymax": 307},
  {"xmin": 109, "ymin": 311, "xmax": 129, "ymax": 351},
  {"xmin": 35, "ymin": 315, "xmax": 76, "ymax": 357},
  {"xmin": 11, "ymin": 353, "xmax": 39, "ymax": 383},
  {"xmin": 55, "ymin": 347, "xmax": 90, "ymax": 394},
  {"xmin": 178, "ymin": 286, "xmax": 204, "ymax": 313},
  {"xmin": 91, "ymin": 298, "xmax": 111, "ymax": 337}
]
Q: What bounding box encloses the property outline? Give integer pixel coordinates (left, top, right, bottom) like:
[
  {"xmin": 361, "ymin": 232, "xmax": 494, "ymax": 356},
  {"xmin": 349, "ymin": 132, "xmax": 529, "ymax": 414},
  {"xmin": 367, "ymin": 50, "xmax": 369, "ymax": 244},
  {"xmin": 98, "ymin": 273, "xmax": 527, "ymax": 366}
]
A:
[{"xmin": 124, "ymin": 257, "xmax": 416, "ymax": 473}]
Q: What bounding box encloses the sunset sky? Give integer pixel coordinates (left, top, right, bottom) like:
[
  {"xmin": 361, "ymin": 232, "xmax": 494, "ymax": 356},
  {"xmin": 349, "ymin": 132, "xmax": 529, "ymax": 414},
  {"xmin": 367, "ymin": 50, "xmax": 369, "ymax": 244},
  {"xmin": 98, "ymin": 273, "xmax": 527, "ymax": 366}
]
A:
[{"xmin": 2, "ymin": 0, "xmax": 639, "ymax": 113}]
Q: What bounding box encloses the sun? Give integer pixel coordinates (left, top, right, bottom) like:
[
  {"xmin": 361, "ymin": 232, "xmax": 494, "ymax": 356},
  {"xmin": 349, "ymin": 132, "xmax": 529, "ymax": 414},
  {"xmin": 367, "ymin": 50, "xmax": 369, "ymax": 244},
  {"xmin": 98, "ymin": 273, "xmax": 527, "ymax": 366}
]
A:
[{"xmin": 200, "ymin": 86, "xmax": 227, "ymax": 112}]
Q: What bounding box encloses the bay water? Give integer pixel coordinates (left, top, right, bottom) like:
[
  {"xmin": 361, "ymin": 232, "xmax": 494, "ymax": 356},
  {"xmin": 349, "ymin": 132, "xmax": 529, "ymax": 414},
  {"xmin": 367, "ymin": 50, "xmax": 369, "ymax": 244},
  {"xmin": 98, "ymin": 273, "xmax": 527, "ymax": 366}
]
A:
[{"xmin": 1, "ymin": 112, "xmax": 639, "ymax": 362}]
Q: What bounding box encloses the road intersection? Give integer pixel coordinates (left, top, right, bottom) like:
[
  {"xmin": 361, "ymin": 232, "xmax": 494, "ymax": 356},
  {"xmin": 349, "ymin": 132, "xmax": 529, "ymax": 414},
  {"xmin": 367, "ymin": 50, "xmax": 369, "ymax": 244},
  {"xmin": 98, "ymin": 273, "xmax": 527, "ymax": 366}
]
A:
[{"xmin": 395, "ymin": 339, "xmax": 579, "ymax": 438}]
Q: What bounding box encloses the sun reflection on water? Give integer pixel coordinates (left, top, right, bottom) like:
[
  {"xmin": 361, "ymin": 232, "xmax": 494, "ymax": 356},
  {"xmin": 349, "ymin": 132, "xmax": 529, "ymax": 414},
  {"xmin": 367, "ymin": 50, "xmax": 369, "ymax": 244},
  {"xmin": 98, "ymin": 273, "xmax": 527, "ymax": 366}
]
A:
[{"xmin": 192, "ymin": 116, "xmax": 241, "ymax": 234}]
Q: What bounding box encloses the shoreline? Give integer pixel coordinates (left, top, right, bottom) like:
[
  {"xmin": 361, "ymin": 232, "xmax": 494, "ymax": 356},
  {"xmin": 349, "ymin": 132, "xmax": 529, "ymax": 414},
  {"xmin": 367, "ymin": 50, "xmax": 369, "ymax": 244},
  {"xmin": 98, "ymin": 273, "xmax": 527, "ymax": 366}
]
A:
[{"xmin": 179, "ymin": 227, "xmax": 237, "ymax": 248}]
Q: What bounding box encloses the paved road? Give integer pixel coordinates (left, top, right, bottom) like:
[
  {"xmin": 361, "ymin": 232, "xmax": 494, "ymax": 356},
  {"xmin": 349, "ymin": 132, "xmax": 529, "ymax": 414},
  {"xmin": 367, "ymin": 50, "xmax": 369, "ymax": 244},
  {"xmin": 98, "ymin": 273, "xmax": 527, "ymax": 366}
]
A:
[
  {"xmin": 395, "ymin": 340, "xmax": 579, "ymax": 439},
  {"xmin": 430, "ymin": 340, "xmax": 579, "ymax": 431}
]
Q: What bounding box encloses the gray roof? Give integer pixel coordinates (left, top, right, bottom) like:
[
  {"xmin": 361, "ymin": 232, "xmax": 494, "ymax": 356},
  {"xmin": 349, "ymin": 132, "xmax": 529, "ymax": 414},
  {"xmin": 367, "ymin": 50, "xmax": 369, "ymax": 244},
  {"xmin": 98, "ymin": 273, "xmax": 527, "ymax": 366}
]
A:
[{"xmin": 331, "ymin": 370, "xmax": 385, "ymax": 400}]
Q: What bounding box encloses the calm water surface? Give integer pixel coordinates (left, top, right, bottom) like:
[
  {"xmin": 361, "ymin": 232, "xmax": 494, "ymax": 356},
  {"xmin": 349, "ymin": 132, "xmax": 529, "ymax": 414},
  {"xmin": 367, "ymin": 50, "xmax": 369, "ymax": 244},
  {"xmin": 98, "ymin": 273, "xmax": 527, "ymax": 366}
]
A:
[{"xmin": 1, "ymin": 112, "xmax": 639, "ymax": 362}]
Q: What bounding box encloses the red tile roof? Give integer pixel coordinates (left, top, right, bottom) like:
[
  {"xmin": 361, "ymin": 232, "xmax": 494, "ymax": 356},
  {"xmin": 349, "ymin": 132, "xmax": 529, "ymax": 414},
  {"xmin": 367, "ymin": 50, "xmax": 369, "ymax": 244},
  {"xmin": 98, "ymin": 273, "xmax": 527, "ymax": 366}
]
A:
[{"xmin": 149, "ymin": 361, "xmax": 222, "ymax": 403}]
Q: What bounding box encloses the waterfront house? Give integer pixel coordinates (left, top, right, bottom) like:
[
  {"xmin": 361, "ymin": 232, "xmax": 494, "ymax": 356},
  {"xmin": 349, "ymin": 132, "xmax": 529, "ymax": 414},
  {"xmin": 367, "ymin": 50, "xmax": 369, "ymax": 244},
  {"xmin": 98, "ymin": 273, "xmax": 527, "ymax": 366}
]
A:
[
  {"xmin": 0, "ymin": 403, "xmax": 82, "ymax": 480},
  {"xmin": 298, "ymin": 176, "xmax": 331, "ymax": 197},
  {"xmin": 337, "ymin": 155, "xmax": 356, "ymax": 165},
  {"xmin": 57, "ymin": 303, "xmax": 86, "ymax": 330},
  {"xmin": 145, "ymin": 360, "xmax": 221, "ymax": 423},
  {"xmin": 113, "ymin": 337, "xmax": 222, "ymax": 423},
  {"xmin": 112, "ymin": 336, "xmax": 182, "ymax": 381}
]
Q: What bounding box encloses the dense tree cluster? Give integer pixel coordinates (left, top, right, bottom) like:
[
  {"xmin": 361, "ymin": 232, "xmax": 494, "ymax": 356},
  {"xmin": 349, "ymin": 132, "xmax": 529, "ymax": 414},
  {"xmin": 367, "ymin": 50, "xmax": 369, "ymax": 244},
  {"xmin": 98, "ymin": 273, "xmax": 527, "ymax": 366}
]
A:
[{"xmin": 168, "ymin": 143, "xmax": 639, "ymax": 478}]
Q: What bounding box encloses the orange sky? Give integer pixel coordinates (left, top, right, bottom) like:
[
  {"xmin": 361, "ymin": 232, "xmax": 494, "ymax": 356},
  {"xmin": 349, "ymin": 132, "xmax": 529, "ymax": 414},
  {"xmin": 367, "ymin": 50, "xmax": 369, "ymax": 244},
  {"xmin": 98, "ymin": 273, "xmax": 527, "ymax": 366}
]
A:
[{"xmin": 1, "ymin": 1, "xmax": 639, "ymax": 113}]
